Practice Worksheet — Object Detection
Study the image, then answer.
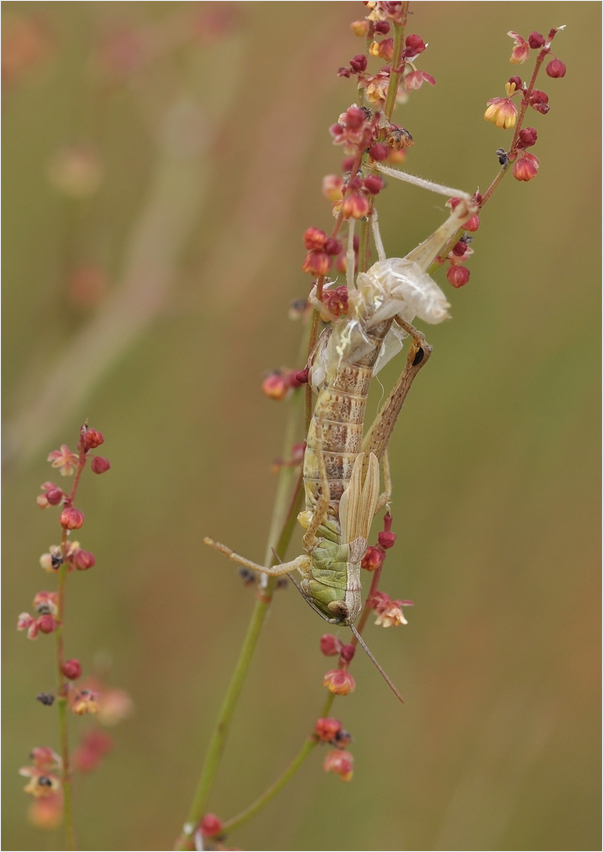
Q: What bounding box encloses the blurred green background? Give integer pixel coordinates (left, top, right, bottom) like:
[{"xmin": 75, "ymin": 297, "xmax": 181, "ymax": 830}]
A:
[{"xmin": 2, "ymin": 3, "xmax": 600, "ymax": 850}]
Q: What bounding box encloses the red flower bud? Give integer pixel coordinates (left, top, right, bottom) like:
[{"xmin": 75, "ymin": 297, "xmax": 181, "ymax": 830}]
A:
[
  {"xmin": 517, "ymin": 127, "xmax": 538, "ymax": 149},
  {"xmin": 528, "ymin": 89, "xmax": 550, "ymax": 114},
  {"xmin": 340, "ymin": 643, "xmax": 356, "ymax": 663},
  {"xmin": 349, "ymin": 54, "xmax": 367, "ymax": 74},
  {"xmin": 37, "ymin": 614, "xmax": 57, "ymax": 634},
  {"xmin": 405, "ymin": 33, "xmax": 426, "ymax": 55},
  {"xmin": 261, "ymin": 372, "xmax": 289, "ymax": 401},
  {"xmin": 446, "ymin": 265, "xmax": 470, "ymax": 288},
  {"xmin": 315, "ymin": 717, "xmax": 342, "ymax": 742},
  {"xmin": 363, "ymin": 174, "xmax": 384, "ymax": 195},
  {"xmin": 303, "ymin": 227, "xmax": 328, "ymax": 251},
  {"xmin": 62, "ymin": 659, "xmax": 82, "ymax": 680},
  {"xmin": 73, "ymin": 549, "xmax": 95, "ymax": 570},
  {"xmin": 320, "ymin": 634, "xmax": 343, "ymax": 656},
  {"xmin": 46, "ymin": 489, "xmax": 64, "ymax": 505},
  {"xmin": 323, "ymin": 749, "xmax": 354, "ymax": 781},
  {"xmin": 463, "ymin": 214, "xmax": 480, "ymax": 233},
  {"xmin": 378, "ymin": 530, "xmax": 397, "ymax": 549},
  {"xmin": 60, "ymin": 506, "xmax": 84, "ymax": 530},
  {"xmin": 324, "ymin": 238, "xmax": 343, "ymax": 256},
  {"xmin": 302, "ymin": 250, "xmax": 331, "ymax": 276},
  {"xmin": 345, "ymin": 106, "xmax": 366, "ymax": 130},
  {"xmin": 528, "ymin": 31, "xmax": 545, "ymax": 48},
  {"xmin": 374, "ymin": 21, "xmax": 390, "ymax": 35},
  {"xmin": 361, "ymin": 545, "xmax": 385, "ymax": 572},
  {"xmin": 451, "ymin": 240, "xmax": 468, "ymax": 258},
  {"xmin": 341, "ymin": 191, "xmax": 370, "ymax": 220},
  {"xmin": 200, "ymin": 814, "xmax": 223, "ymax": 837},
  {"xmin": 322, "ymin": 669, "xmax": 355, "ymax": 696},
  {"xmin": 513, "ymin": 152, "xmax": 539, "ymax": 182},
  {"xmin": 91, "ymin": 456, "xmax": 110, "ymax": 474},
  {"xmin": 508, "ymin": 76, "xmax": 524, "ymax": 91},
  {"xmin": 546, "ymin": 58, "xmax": 566, "ymax": 78},
  {"xmin": 368, "ymin": 143, "xmax": 389, "ymax": 162},
  {"xmin": 83, "ymin": 428, "xmax": 104, "ymax": 449}
]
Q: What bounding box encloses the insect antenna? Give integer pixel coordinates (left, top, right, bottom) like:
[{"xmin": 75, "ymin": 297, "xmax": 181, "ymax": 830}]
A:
[{"xmin": 350, "ymin": 624, "xmax": 405, "ymax": 705}]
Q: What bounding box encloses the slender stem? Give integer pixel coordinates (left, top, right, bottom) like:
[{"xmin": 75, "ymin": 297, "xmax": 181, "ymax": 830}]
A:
[
  {"xmin": 175, "ymin": 417, "xmax": 305, "ymax": 850},
  {"xmin": 55, "ymin": 544, "xmax": 76, "ymax": 850},
  {"xmin": 358, "ymin": 217, "xmax": 371, "ymax": 274},
  {"xmin": 383, "ymin": 5, "xmax": 409, "ymax": 122},
  {"xmin": 220, "ymin": 737, "xmax": 318, "ymax": 836}
]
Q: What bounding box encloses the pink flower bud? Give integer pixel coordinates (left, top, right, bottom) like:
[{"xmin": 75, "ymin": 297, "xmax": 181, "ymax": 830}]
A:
[
  {"xmin": 546, "ymin": 58, "xmax": 566, "ymax": 78},
  {"xmin": 513, "ymin": 152, "xmax": 539, "ymax": 182},
  {"xmin": 378, "ymin": 530, "xmax": 397, "ymax": 549},
  {"xmin": 349, "ymin": 54, "xmax": 367, "ymax": 74},
  {"xmin": 528, "ymin": 31, "xmax": 545, "ymax": 48},
  {"xmin": 405, "ymin": 34, "xmax": 425, "ymax": 55},
  {"xmin": 446, "ymin": 265, "xmax": 470, "ymax": 288},
  {"xmin": 341, "ymin": 191, "xmax": 371, "ymax": 220},
  {"xmin": 261, "ymin": 372, "xmax": 289, "ymax": 401},
  {"xmin": 529, "ymin": 89, "xmax": 550, "ymax": 114},
  {"xmin": 320, "ymin": 634, "xmax": 343, "ymax": 656},
  {"xmin": 83, "ymin": 428, "xmax": 104, "ymax": 449},
  {"xmin": 60, "ymin": 506, "xmax": 84, "ymax": 530},
  {"xmin": 518, "ymin": 127, "xmax": 538, "ymax": 148},
  {"xmin": 322, "ymin": 174, "xmax": 344, "ymax": 202},
  {"xmin": 315, "ymin": 717, "xmax": 342, "ymax": 742},
  {"xmin": 344, "ymin": 106, "xmax": 366, "ymax": 130},
  {"xmin": 363, "ymin": 175, "xmax": 384, "ymax": 195},
  {"xmin": 369, "ymin": 143, "xmax": 388, "ymax": 162},
  {"xmin": 74, "ymin": 547, "xmax": 95, "ymax": 571},
  {"xmin": 322, "ymin": 669, "xmax": 355, "ymax": 696},
  {"xmin": 302, "ymin": 250, "xmax": 331, "ymax": 276},
  {"xmin": 323, "ymin": 749, "xmax": 354, "ymax": 781},
  {"xmin": 463, "ymin": 214, "xmax": 480, "ymax": 233},
  {"xmin": 361, "ymin": 545, "xmax": 385, "ymax": 572},
  {"xmin": 62, "ymin": 659, "xmax": 82, "ymax": 680},
  {"xmin": 37, "ymin": 614, "xmax": 57, "ymax": 634},
  {"xmin": 303, "ymin": 226, "xmax": 328, "ymax": 251},
  {"xmin": 91, "ymin": 456, "xmax": 110, "ymax": 474},
  {"xmin": 374, "ymin": 21, "xmax": 390, "ymax": 35},
  {"xmin": 508, "ymin": 76, "xmax": 523, "ymax": 92},
  {"xmin": 46, "ymin": 489, "xmax": 64, "ymax": 505},
  {"xmin": 324, "ymin": 238, "xmax": 342, "ymax": 256},
  {"xmin": 340, "ymin": 643, "xmax": 355, "ymax": 663},
  {"xmin": 200, "ymin": 814, "xmax": 223, "ymax": 837}
]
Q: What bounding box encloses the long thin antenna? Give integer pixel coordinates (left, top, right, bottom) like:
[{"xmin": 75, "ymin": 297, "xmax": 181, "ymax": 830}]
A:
[{"xmin": 350, "ymin": 624, "xmax": 405, "ymax": 704}]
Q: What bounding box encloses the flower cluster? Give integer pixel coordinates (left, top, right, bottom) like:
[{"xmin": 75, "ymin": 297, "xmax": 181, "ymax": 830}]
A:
[
  {"xmin": 320, "ymin": 634, "xmax": 356, "ymax": 697},
  {"xmin": 484, "ymin": 27, "xmax": 566, "ymax": 184},
  {"xmin": 314, "ymin": 718, "xmax": 354, "ymax": 781}
]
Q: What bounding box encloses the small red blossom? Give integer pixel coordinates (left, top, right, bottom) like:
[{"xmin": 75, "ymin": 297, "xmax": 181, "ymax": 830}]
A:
[
  {"xmin": 315, "ymin": 717, "xmax": 342, "ymax": 742},
  {"xmin": 349, "ymin": 54, "xmax": 367, "ymax": 74},
  {"xmin": 73, "ymin": 729, "xmax": 113, "ymax": 773},
  {"xmin": 339, "ymin": 643, "xmax": 355, "ymax": 663},
  {"xmin": 369, "ymin": 37, "xmax": 394, "ymax": 62},
  {"xmin": 463, "ymin": 213, "xmax": 480, "ymax": 233},
  {"xmin": 546, "ymin": 58, "xmax": 566, "ymax": 78},
  {"xmin": 37, "ymin": 482, "xmax": 65, "ymax": 508},
  {"xmin": 358, "ymin": 69, "xmax": 390, "ymax": 108},
  {"xmin": 302, "ymin": 250, "xmax": 331, "ymax": 276},
  {"xmin": 322, "ymin": 669, "xmax": 355, "ymax": 696},
  {"xmin": 91, "ymin": 456, "xmax": 110, "ymax": 474},
  {"xmin": 513, "ymin": 152, "xmax": 539, "ymax": 182},
  {"xmin": 377, "ymin": 530, "xmax": 397, "ymax": 549},
  {"xmin": 528, "ymin": 31, "xmax": 545, "ymax": 49},
  {"xmin": 60, "ymin": 505, "xmax": 84, "ymax": 530},
  {"xmin": 323, "ymin": 749, "xmax": 354, "ymax": 782},
  {"xmin": 508, "ymin": 75, "xmax": 524, "ymax": 92},
  {"xmin": 303, "ymin": 227, "xmax": 328, "ymax": 251},
  {"xmin": 361, "ymin": 545, "xmax": 385, "ymax": 572},
  {"xmin": 447, "ymin": 265, "xmax": 471, "ymax": 288},
  {"xmin": 404, "ymin": 69, "xmax": 435, "ymax": 92},
  {"xmin": 517, "ymin": 127, "xmax": 538, "ymax": 148},
  {"xmin": 529, "ymin": 89, "xmax": 550, "ymax": 114},
  {"xmin": 73, "ymin": 548, "xmax": 95, "ymax": 570},
  {"xmin": 405, "ymin": 33, "xmax": 426, "ymax": 55},
  {"xmin": 62, "ymin": 659, "xmax": 82, "ymax": 680},
  {"xmin": 47, "ymin": 444, "xmax": 78, "ymax": 476},
  {"xmin": 507, "ymin": 31, "xmax": 530, "ymax": 64},
  {"xmin": 83, "ymin": 428, "xmax": 104, "ymax": 449},
  {"xmin": 368, "ymin": 142, "xmax": 389, "ymax": 162},
  {"xmin": 322, "ymin": 285, "xmax": 349, "ymax": 319},
  {"xmin": 36, "ymin": 614, "xmax": 58, "ymax": 634},
  {"xmin": 261, "ymin": 372, "xmax": 289, "ymax": 401},
  {"xmin": 374, "ymin": 20, "xmax": 390, "ymax": 35},
  {"xmin": 200, "ymin": 814, "xmax": 223, "ymax": 838},
  {"xmin": 30, "ymin": 747, "xmax": 61, "ymax": 771},
  {"xmin": 320, "ymin": 634, "xmax": 343, "ymax": 656},
  {"xmin": 341, "ymin": 190, "xmax": 371, "ymax": 220},
  {"xmin": 363, "ymin": 174, "xmax": 384, "ymax": 195}
]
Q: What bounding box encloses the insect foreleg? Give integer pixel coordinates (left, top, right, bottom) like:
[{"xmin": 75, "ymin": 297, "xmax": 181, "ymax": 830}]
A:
[
  {"xmin": 203, "ymin": 537, "xmax": 310, "ymax": 577},
  {"xmin": 366, "ymin": 161, "xmax": 473, "ymax": 202}
]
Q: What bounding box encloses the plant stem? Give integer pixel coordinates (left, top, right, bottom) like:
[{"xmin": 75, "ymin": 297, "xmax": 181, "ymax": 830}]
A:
[
  {"xmin": 175, "ymin": 406, "xmax": 305, "ymax": 850},
  {"xmin": 383, "ymin": 4, "xmax": 409, "ymax": 122},
  {"xmin": 56, "ymin": 535, "xmax": 76, "ymax": 850}
]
